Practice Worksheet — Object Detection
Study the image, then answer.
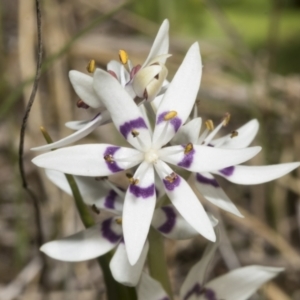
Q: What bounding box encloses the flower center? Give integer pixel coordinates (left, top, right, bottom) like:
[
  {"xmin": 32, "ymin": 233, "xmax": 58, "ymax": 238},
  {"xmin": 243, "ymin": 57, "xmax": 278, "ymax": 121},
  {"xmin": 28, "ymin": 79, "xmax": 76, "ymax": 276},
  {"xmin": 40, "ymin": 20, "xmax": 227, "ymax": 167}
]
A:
[{"xmin": 144, "ymin": 149, "xmax": 159, "ymax": 163}]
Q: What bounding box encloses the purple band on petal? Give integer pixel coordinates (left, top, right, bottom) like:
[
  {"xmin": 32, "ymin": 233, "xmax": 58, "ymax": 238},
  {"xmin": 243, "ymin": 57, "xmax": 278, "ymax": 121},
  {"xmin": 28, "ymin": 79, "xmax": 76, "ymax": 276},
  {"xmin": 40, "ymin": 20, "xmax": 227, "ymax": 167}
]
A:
[
  {"xmin": 219, "ymin": 166, "xmax": 235, "ymax": 176},
  {"xmin": 159, "ymin": 298, "xmax": 170, "ymax": 300},
  {"xmin": 103, "ymin": 146, "xmax": 124, "ymax": 173},
  {"xmin": 163, "ymin": 176, "xmax": 181, "ymax": 191},
  {"xmin": 157, "ymin": 206, "xmax": 176, "ymax": 234},
  {"xmin": 104, "ymin": 190, "xmax": 117, "ymax": 209},
  {"xmin": 129, "ymin": 183, "xmax": 155, "ymax": 198},
  {"xmin": 157, "ymin": 112, "xmax": 182, "ymax": 133},
  {"xmin": 183, "ymin": 283, "xmax": 202, "ymax": 300},
  {"xmin": 119, "ymin": 117, "xmax": 148, "ymax": 139},
  {"xmin": 205, "ymin": 289, "xmax": 217, "ymax": 300},
  {"xmin": 178, "ymin": 145, "xmax": 195, "ymax": 168},
  {"xmin": 196, "ymin": 173, "xmax": 219, "ymax": 188},
  {"xmin": 101, "ymin": 218, "xmax": 122, "ymax": 243}
]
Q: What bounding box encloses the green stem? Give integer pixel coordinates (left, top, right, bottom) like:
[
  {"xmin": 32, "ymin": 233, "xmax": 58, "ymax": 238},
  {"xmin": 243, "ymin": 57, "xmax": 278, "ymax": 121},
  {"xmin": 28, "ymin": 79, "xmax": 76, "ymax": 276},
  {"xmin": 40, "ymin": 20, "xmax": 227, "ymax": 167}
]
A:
[
  {"xmin": 40, "ymin": 127, "xmax": 137, "ymax": 300},
  {"xmin": 147, "ymin": 228, "xmax": 173, "ymax": 299}
]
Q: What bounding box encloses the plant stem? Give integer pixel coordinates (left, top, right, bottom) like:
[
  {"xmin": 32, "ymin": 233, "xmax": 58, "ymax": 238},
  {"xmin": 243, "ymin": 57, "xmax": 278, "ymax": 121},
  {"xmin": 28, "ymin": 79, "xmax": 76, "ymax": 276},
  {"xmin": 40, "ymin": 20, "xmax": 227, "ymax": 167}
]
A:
[
  {"xmin": 147, "ymin": 228, "xmax": 173, "ymax": 299},
  {"xmin": 40, "ymin": 127, "xmax": 137, "ymax": 300}
]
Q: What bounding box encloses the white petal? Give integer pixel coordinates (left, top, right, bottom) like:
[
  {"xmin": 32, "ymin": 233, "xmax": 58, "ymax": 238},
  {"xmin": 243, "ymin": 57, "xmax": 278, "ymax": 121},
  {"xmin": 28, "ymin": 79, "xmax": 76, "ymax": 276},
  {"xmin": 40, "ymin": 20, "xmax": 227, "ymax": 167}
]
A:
[
  {"xmin": 32, "ymin": 112, "xmax": 110, "ymax": 151},
  {"xmin": 142, "ymin": 19, "xmax": 169, "ymax": 67},
  {"xmin": 107, "ymin": 60, "xmax": 123, "ymax": 80},
  {"xmin": 110, "ymin": 241, "xmax": 149, "ymax": 286},
  {"xmin": 214, "ymin": 162, "xmax": 300, "ymax": 185},
  {"xmin": 180, "ymin": 238, "xmax": 219, "ymax": 299},
  {"xmin": 123, "ymin": 162, "xmax": 156, "ymax": 265},
  {"xmin": 137, "ymin": 273, "xmax": 170, "ymax": 300},
  {"xmin": 65, "ymin": 119, "xmax": 90, "ymax": 130},
  {"xmin": 93, "ymin": 69, "xmax": 152, "ymax": 151},
  {"xmin": 211, "ymin": 119, "xmax": 259, "ymax": 149},
  {"xmin": 193, "ymin": 172, "xmax": 243, "ymax": 217},
  {"xmin": 204, "ymin": 265, "xmax": 283, "ymax": 300},
  {"xmin": 159, "ymin": 145, "xmax": 261, "ymax": 173},
  {"xmin": 45, "ymin": 169, "xmax": 123, "ymax": 213},
  {"xmin": 69, "ymin": 70, "xmax": 102, "ymax": 108},
  {"xmin": 171, "ymin": 117, "xmax": 202, "ymax": 145},
  {"xmin": 152, "ymin": 205, "xmax": 199, "ymax": 240},
  {"xmin": 152, "ymin": 43, "xmax": 202, "ymax": 149},
  {"xmin": 40, "ymin": 219, "xmax": 122, "ymax": 261},
  {"xmin": 154, "ymin": 160, "xmax": 215, "ymax": 242},
  {"xmin": 32, "ymin": 144, "xmax": 143, "ymax": 176},
  {"xmin": 132, "ymin": 65, "xmax": 162, "ymax": 98},
  {"xmin": 145, "ymin": 65, "xmax": 168, "ymax": 102}
]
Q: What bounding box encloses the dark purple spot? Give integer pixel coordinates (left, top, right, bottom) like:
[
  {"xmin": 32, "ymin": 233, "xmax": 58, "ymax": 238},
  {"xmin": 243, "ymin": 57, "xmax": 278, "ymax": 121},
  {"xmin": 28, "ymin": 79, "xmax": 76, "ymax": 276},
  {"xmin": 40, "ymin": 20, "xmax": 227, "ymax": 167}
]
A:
[
  {"xmin": 183, "ymin": 283, "xmax": 202, "ymax": 300},
  {"xmin": 178, "ymin": 145, "xmax": 195, "ymax": 168},
  {"xmin": 204, "ymin": 288, "xmax": 217, "ymax": 300},
  {"xmin": 119, "ymin": 117, "xmax": 148, "ymax": 139},
  {"xmin": 104, "ymin": 190, "xmax": 117, "ymax": 209},
  {"xmin": 103, "ymin": 147, "xmax": 123, "ymax": 173},
  {"xmin": 159, "ymin": 297, "xmax": 170, "ymax": 300},
  {"xmin": 158, "ymin": 206, "xmax": 176, "ymax": 234},
  {"xmin": 157, "ymin": 112, "xmax": 182, "ymax": 132},
  {"xmin": 207, "ymin": 143, "xmax": 214, "ymax": 147},
  {"xmin": 101, "ymin": 218, "xmax": 122, "ymax": 243},
  {"xmin": 163, "ymin": 176, "xmax": 181, "ymax": 191},
  {"xmin": 196, "ymin": 173, "xmax": 219, "ymax": 188},
  {"xmin": 219, "ymin": 166, "xmax": 235, "ymax": 176},
  {"xmin": 129, "ymin": 183, "xmax": 155, "ymax": 198}
]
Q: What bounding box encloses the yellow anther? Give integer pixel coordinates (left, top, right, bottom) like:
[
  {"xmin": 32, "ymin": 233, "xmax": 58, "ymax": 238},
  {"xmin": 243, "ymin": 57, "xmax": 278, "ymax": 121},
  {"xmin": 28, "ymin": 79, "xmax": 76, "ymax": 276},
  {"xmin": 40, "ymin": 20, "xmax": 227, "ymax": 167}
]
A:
[
  {"xmin": 230, "ymin": 130, "xmax": 239, "ymax": 138},
  {"xmin": 104, "ymin": 154, "xmax": 114, "ymax": 163},
  {"xmin": 222, "ymin": 113, "xmax": 231, "ymax": 126},
  {"xmin": 91, "ymin": 204, "xmax": 100, "ymax": 214},
  {"xmin": 184, "ymin": 143, "xmax": 193, "ymax": 154},
  {"xmin": 126, "ymin": 173, "xmax": 139, "ymax": 185},
  {"xmin": 86, "ymin": 59, "xmax": 96, "ymax": 73},
  {"xmin": 119, "ymin": 49, "xmax": 129, "ymax": 64},
  {"xmin": 115, "ymin": 218, "xmax": 122, "ymax": 225},
  {"xmin": 164, "ymin": 111, "xmax": 177, "ymax": 121},
  {"xmin": 131, "ymin": 130, "xmax": 140, "ymax": 137},
  {"xmin": 165, "ymin": 172, "xmax": 178, "ymax": 183},
  {"xmin": 205, "ymin": 120, "xmax": 214, "ymax": 131}
]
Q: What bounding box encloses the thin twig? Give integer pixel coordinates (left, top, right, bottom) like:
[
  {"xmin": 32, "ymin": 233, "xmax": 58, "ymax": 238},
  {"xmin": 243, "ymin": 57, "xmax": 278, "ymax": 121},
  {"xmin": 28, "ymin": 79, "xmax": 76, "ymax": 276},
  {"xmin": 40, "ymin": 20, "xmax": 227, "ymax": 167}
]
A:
[{"xmin": 18, "ymin": 0, "xmax": 44, "ymax": 247}]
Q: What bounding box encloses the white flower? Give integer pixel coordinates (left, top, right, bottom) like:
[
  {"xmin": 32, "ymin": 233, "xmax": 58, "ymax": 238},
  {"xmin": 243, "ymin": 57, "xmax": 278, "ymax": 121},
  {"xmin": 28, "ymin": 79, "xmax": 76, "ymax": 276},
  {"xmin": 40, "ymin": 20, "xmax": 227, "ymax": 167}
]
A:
[
  {"xmin": 32, "ymin": 43, "xmax": 261, "ymax": 265},
  {"xmin": 173, "ymin": 117, "xmax": 300, "ymax": 217},
  {"xmin": 137, "ymin": 232, "xmax": 283, "ymax": 300},
  {"xmin": 41, "ymin": 169, "xmax": 218, "ymax": 286},
  {"xmin": 31, "ymin": 19, "xmax": 170, "ymax": 153}
]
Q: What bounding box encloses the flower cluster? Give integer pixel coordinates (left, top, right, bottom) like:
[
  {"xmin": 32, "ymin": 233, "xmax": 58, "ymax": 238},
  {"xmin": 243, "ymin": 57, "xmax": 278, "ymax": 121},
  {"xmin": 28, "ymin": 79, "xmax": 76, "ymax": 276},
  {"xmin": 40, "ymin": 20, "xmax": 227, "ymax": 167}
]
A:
[{"xmin": 31, "ymin": 20, "xmax": 299, "ymax": 298}]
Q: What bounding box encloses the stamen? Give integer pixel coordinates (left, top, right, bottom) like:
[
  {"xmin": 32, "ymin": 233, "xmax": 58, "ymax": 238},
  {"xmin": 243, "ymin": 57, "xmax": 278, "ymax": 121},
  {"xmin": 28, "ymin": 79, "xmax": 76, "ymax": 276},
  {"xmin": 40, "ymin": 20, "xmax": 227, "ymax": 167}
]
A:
[
  {"xmin": 231, "ymin": 130, "xmax": 238, "ymax": 138},
  {"xmin": 222, "ymin": 112, "xmax": 231, "ymax": 126},
  {"xmin": 104, "ymin": 154, "xmax": 114, "ymax": 163},
  {"xmin": 131, "ymin": 129, "xmax": 140, "ymax": 137},
  {"xmin": 205, "ymin": 120, "xmax": 214, "ymax": 131},
  {"xmin": 76, "ymin": 99, "xmax": 89, "ymax": 109},
  {"xmin": 184, "ymin": 143, "xmax": 193, "ymax": 154},
  {"xmin": 165, "ymin": 172, "xmax": 178, "ymax": 183},
  {"xmin": 86, "ymin": 59, "xmax": 96, "ymax": 73},
  {"xmin": 115, "ymin": 218, "xmax": 122, "ymax": 225},
  {"xmin": 91, "ymin": 204, "xmax": 100, "ymax": 214},
  {"xmin": 126, "ymin": 173, "xmax": 139, "ymax": 185},
  {"xmin": 164, "ymin": 111, "xmax": 177, "ymax": 121},
  {"xmin": 119, "ymin": 49, "xmax": 129, "ymax": 64}
]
